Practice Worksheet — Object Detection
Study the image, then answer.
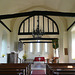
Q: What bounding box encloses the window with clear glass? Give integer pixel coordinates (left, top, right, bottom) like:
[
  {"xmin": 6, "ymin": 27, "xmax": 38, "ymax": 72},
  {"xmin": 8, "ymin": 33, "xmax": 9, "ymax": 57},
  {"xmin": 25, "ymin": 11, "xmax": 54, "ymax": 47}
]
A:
[
  {"xmin": 72, "ymin": 31, "xmax": 75, "ymax": 59},
  {"xmin": 37, "ymin": 43, "xmax": 40, "ymax": 52},
  {"xmin": 71, "ymin": 25, "xmax": 75, "ymax": 59},
  {"xmin": 45, "ymin": 43, "xmax": 47, "ymax": 52},
  {"xmin": 30, "ymin": 43, "xmax": 33, "ymax": 52}
]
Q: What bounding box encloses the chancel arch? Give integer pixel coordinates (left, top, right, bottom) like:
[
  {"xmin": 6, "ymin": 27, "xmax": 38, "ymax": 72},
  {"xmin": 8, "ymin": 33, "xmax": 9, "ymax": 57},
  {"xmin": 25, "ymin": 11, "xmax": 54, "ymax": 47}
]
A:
[
  {"xmin": 17, "ymin": 13, "xmax": 60, "ymax": 61},
  {"xmin": 11, "ymin": 10, "xmax": 66, "ymax": 63},
  {"xmin": 10, "ymin": 11, "xmax": 66, "ymax": 63}
]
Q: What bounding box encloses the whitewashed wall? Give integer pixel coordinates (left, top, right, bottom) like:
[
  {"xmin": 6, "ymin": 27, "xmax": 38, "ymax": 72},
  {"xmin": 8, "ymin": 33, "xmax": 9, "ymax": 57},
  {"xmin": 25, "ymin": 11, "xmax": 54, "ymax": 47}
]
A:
[
  {"xmin": 23, "ymin": 43, "xmax": 53, "ymax": 59},
  {"xmin": 0, "ymin": 20, "xmax": 11, "ymax": 63}
]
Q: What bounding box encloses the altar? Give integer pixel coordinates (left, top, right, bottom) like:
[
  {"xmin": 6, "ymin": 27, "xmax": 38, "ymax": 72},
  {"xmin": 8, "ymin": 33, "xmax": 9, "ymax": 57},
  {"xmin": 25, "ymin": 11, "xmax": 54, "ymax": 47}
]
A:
[{"xmin": 34, "ymin": 57, "xmax": 45, "ymax": 63}]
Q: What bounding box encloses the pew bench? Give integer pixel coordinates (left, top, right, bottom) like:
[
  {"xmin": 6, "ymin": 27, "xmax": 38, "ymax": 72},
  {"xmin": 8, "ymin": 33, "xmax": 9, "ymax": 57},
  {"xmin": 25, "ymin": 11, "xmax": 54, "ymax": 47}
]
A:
[
  {"xmin": 0, "ymin": 70, "xmax": 23, "ymax": 75},
  {"xmin": 46, "ymin": 63, "xmax": 75, "ymax": 75},
  {"xmin": 0, "ymin": 63, "xmax": 31, "ymax": 75},
  {"xmin": 52, "ymin": 68, "xmax": 75, "ymax": 75}
]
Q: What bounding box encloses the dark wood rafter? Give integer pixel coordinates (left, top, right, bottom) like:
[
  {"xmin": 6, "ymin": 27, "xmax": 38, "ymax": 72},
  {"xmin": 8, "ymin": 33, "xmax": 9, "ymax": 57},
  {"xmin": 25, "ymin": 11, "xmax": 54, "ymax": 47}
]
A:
[
  {"xmin": 18, "ymin": 32, "xmax": 59, "ymax": 35},
  {"xmin": 43, "ymin": 16, "xmax": 44, "ymax": 33},
  {"xmin": 28, "ymin": 18, "xmax": 30, "ymax": 32},
  {"xmin": 18, "ymin": 15, "xmax": 59, "ymax": 35},
  {"xmin": 38, "ymin": 15, "xmax": 39, "ymax": 31},
  {"xmin": 48, "ymin": 18, "xmax": 49, "ymax": 32},
  {"xmin": 19, "ymin": 38, "xmax": 58, "ymax": 41},
  {"xmin": 52, "ymin": 22, "xmax": 54, "ymax": 32},
  {"xmin": 67, "ymin": 21, "xmax": 75, "ymax": 31},
  {"xmin": 23, "ymin": 41, "xmax": 53, "ymax": 43},
  {"xmin": 23, "ymin": 22, "xmax": 25, "ymax": 32},
  {"xmin": 33, "ymin": 16, "xmax": 35, "ymax": 32},
  {"xmin": 0, "ymin": 11, "xmax": 75, "ymax": 20},
  {"xmin": 0, "ymin": 20, "xmax": 11, "ymax": 32},
  {"xmin": 19, "ymin": 38, "xmax": 58, "ymax": 44}
]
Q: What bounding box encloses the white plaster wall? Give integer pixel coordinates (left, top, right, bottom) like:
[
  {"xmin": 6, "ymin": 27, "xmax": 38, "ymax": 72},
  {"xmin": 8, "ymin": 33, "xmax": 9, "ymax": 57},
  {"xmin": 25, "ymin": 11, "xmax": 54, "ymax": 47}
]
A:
[
  {"xmin": 0, "ymin": 22, "xmax": 11, "ymax": 63},
  {"xmin": 24, "ymin": 43, "xmax": 53, "ymax": 59},
  {"xmin": 0, "ymin": 24, "xmax": 3, "ymax": 57},
  {"xmin": 51, "ymin": 16, "xmax": 65, "ymax": 63},
  {"xmin": 63, "ymin": 32, "xmax": 68, "ymax": 63}
]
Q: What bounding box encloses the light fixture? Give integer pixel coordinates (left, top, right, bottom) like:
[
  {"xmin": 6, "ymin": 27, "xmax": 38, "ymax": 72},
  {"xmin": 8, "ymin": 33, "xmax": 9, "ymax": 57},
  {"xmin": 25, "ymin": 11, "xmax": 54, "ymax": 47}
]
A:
[
  {"xmin": 32, "ymin": 28, "xmax": 43, "ymax": 38},
  {"xmin": 32, "ymin": 16, "xmax": 43, "ymax": 38}
]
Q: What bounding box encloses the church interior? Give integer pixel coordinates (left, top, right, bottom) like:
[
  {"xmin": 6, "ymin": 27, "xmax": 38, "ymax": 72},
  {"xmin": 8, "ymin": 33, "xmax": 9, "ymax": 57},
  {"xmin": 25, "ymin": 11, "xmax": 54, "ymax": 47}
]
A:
[{"xmin": 0, "ymin": 0, "xmax": 75, "ymax": 75}]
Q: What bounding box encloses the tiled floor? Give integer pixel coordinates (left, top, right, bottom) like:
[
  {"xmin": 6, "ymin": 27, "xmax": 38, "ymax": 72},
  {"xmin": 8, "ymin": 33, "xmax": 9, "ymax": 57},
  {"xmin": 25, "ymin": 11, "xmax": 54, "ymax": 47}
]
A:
[{"xmin": 31, "ymin": 63, "xmax": 46, "ymax": 75}]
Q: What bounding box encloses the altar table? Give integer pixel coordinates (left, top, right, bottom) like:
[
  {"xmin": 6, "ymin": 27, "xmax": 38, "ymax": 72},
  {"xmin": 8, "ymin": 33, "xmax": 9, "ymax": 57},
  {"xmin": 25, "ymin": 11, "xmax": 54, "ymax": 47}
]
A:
[{"xmin": 34, "ymin": 57, "xmax": 45, "ymax": 63}]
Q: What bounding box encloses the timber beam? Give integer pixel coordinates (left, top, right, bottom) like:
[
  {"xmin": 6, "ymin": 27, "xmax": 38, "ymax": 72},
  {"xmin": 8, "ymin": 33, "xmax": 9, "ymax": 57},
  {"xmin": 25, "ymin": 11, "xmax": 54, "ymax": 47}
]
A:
[
  {"xmin": 0, "ymin": 20, "xmax": 11, "ymax": 32},
  {"xmin": 19, "ymin": 38, "xmax": 58, "ymax": 41},
  {"xmin": 0, "ymin": 11, "xmax": 75, "ymax": 20}
]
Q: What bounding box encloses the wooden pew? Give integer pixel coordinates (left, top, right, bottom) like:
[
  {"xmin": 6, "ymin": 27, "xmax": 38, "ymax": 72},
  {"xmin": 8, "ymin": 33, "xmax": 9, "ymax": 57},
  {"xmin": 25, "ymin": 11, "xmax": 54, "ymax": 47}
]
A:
[
  {"xmin": 46, "ymin": 63, "xmax": 75, "ymax": 75},
  {"xmin": 0, "ymin": 63, "xmax": 31, "ymax": 75}
]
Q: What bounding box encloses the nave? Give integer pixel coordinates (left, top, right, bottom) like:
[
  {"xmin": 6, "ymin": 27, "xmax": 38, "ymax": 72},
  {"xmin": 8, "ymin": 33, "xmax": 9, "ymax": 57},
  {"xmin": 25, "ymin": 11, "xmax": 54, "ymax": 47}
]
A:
[{"xmin": 0, "ymin": 0, "xmax": 75, "ymax": 75}]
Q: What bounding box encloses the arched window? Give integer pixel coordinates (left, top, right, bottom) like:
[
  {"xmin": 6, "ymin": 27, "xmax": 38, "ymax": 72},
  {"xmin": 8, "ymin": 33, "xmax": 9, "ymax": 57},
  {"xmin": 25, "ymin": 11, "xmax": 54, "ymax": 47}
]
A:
[
  {"xmin": 71, "ymin": 25, "xmax": 75, "ymax": 59},
  {"xmin": 1, "ymin": 31, "xmax": 7, "ymax": 56},
  {"xmin": 18, "ymin": 15, "xmax": 59, "ymax": 35},
  {"xmin": 1, "ymin": 30, "xmax": 7, "ymax": 63}
]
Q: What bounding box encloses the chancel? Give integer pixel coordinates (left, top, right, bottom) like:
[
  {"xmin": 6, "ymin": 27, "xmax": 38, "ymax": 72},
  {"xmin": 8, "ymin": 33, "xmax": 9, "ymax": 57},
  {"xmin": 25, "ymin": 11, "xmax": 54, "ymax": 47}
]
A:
[{"xmin": 0, "ymin": 0, "xmax": 75, "ymax": 75}]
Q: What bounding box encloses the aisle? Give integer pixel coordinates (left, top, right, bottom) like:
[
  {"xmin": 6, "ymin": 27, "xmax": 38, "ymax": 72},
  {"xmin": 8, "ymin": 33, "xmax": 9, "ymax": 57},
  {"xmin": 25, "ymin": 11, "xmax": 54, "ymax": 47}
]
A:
[
  {"xmin": 32, "ymin": 70, "xmax": 45, "ymax": 75},
  {"xmin": 31, "ymin": 63, "xmax": 46, "ymax": 75}
]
